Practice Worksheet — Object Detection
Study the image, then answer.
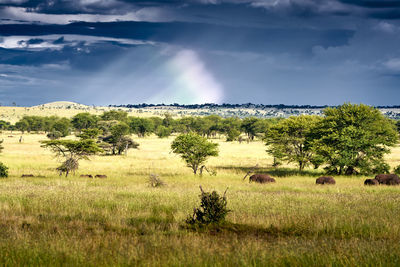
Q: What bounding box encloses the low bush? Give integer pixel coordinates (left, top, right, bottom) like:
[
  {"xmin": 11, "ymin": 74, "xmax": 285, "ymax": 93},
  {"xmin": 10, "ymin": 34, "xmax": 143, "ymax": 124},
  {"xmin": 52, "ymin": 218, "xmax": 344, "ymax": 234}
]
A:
[
  {"xmin": 148, "ymin": 173, "xmax": 166, "ymax": 187},
  {"xmin": 0, "ymin": 162, "xmax": 8, "ymax": 178},
  {"xmin": 186, "ymin": 186, "xmax": 230, "ymax": 225}
]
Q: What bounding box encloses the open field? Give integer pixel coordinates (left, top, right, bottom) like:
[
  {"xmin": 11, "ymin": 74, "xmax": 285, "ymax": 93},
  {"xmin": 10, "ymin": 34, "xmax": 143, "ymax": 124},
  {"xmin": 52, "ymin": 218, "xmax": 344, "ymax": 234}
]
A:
[{"xmin": 0, "ymin": 133, "xmax": 400, "ymax": 266}]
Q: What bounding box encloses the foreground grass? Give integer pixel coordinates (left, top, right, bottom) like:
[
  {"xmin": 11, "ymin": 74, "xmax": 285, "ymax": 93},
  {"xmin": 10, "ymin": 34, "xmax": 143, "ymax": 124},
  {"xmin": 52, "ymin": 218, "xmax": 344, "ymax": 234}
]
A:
[{"xmin": 0, "ymin": 133, "xmax": 400, "ymax": 266}]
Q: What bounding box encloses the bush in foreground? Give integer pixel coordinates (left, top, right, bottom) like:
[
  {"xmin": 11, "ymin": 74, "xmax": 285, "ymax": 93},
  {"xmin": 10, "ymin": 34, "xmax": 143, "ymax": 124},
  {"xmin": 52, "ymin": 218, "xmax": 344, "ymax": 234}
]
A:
[{"xmin": 186, "ymin": 186, "xmax": 230, "ymax": 225}]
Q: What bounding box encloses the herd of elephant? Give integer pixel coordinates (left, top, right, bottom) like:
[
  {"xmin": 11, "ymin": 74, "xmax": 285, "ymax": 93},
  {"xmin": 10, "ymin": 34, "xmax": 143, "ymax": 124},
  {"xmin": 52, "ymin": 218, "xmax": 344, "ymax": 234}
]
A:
[{"xmin": 248, "ymin": 173, "xmax": 400, "ymax": 186}]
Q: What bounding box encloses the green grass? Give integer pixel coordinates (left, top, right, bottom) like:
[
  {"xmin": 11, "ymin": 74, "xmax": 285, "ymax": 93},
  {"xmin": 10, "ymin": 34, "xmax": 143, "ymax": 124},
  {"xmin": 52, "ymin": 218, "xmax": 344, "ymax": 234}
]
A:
[{"xmin": 0, "ymin": 133, "xmax": 400, "ymax": 266}]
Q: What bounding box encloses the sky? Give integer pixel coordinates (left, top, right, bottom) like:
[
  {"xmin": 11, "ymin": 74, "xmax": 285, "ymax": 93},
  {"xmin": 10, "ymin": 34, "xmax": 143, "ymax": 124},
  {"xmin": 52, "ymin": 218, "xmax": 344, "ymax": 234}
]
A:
[{"xmin": 0, "ymin": 0, "xmax": 400, "ymax": 106}]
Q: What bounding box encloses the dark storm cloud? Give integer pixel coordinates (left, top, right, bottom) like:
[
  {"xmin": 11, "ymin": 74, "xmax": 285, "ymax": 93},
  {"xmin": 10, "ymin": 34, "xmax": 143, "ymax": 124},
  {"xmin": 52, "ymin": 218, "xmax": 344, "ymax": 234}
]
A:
[
  {"xmin": 0, "ymin": 0, "xmax": 400, "ymax": 106},
  {"xmin": 0, "ymin": 21, "xmax": 354, "ymax": 54},
  {"xmin": 339, "ymin": 0, "xmax": 400, "ymax": 8}
]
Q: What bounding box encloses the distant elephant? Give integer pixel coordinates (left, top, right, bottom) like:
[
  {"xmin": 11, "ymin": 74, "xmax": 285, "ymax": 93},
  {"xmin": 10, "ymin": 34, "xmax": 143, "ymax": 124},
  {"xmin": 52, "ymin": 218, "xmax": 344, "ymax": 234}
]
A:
[
  {"xmin": 249, "ymin": 174, "xmax": 276, "ymax": 184},
  {"xmin": 316, "ymin": 176, "xmax": 336, "ymax": 185},
  {"xmin": 364, "ymin": 179, "xmax": 379, "ymax": 185},
  {"xmin": 80, "ymin": 174, "xmax": 93, "ymax": 178},
  {"xmin": 375, "ymin": 174, "xmax": 400, "ymax": 185}
]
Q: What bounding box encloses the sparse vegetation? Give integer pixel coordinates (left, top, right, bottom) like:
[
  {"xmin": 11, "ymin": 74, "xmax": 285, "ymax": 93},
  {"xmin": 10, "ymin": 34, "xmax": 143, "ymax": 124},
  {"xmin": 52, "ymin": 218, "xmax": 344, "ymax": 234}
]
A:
[
  {"xmin": 148, "ymin": 173, "xmax": 166, "ymax": 187},
  {"xmin": 0, "ymin": 103, "xmax": 399, "ymax": 265},
  {"xmin": 186, "ymin": 186, "xmax": 230, "ymax": 225}
]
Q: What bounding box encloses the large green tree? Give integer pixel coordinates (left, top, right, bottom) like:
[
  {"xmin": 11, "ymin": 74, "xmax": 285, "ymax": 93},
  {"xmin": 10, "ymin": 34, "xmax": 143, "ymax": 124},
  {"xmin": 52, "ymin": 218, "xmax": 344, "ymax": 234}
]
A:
[
  {"xmin": 265, "ymin": 115, "xmax": 321, "ymax": 171},
  {"xmin": 312, "ymin": 103, "xmax": 398, "ymax": 175},
  {"xmin": 171, "ymin": 133, "xmax": 219, "ymax": 174}
]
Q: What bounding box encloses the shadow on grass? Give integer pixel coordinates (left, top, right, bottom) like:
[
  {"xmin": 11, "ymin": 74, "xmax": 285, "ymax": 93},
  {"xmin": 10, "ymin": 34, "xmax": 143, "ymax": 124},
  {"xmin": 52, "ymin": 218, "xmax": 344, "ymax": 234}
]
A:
[
  {"xmin": 216, "ymin": 166, "xmax": 325, "ymax": 177},
  {"xmin": 183, "ymin": 222, "xmax": 312, "ymax": 239}
]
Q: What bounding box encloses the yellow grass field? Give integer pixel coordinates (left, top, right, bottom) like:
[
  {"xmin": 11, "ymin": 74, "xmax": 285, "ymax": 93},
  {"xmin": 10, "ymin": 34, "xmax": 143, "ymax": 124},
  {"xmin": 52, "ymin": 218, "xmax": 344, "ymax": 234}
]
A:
[{"xmin": 0, "ymin": 131, "xmax": 400, "ymax": 266}]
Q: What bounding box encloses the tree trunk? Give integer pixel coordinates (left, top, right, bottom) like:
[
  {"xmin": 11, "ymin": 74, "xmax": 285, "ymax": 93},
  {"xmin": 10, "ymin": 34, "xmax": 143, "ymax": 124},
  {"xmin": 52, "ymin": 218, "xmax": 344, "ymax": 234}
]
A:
[{"xmin": 299, "ymin": 161, "xmax": 304, "ymax": 171}]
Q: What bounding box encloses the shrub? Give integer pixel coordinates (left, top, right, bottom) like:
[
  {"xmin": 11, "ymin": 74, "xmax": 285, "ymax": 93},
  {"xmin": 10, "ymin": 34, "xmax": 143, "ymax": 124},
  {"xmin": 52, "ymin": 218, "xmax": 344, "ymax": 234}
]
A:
[
  {"xmin": 47, "ymin": 130, "xmax": 62, "ymax": 140},
  {"xmin": 0, "ymin": 162, "xmax": 8, "ymax": 178},
  {"xmin": 186, "ymin": 186, "xmax": 230, "ymax": 225},
  {"xmin": 156, "ymin": 126, "xmax": 172, "ymax": 138},
  {"xmin": 56, "ymin": 158, "xmax": 78, "ymax": 176},
  {"xmin": 226, "ymin": 128, "xmax": 240, "ymax": 142},
  {"xmin": 148, "ymin": 173, "xmax": 166, "ymax": 187}
]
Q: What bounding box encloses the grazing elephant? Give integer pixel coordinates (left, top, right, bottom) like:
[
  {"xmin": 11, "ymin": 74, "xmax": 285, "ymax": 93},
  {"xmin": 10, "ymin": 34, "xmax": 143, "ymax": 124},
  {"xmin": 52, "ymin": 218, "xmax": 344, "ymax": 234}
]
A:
[
  {"xmin": 316, "ymin": 176, "xmax": 336, "ymax": 185},
  {"xmin": 249, "ymin": 174, "xmax": 276, "ymax": 184},
  {"xmin": 374, "ymin": 174, "xmax": 400, "ymax": 185},
  {"xmin": 364, "ymin": 178, "xmax": 379, "ymax": 185},
  {"xmin": 80, "ymin": 174, "xmax": 93, "ymax": 178}
]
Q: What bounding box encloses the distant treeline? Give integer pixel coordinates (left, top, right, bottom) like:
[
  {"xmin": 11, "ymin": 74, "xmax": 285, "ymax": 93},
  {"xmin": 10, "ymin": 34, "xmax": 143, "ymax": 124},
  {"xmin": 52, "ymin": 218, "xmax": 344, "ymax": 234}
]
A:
[
  {"xmin": 1, "ymin": 104, "xmax": 400, "ymax": 175},
  {"xmin": 108, "ymin": 103, "xmax": 400, "ymax": 109},
  {"xmin": 0, "ymin": 111, "xmax": 282, "ymax": 142}
]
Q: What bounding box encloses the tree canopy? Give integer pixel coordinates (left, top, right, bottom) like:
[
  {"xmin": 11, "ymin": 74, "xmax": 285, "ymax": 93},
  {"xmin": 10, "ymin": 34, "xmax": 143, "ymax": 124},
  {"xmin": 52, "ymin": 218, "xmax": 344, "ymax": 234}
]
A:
[
  {"xmin": 171, "ymin": 133, "xmax": 219, "ymax": 174},
  {"xmin": 312, "ymin": 103, "xmax": 398, "ymax": 175},
  {"xmin": 265, "ymin": 115, "xmax": 321, "ymax": 170}
]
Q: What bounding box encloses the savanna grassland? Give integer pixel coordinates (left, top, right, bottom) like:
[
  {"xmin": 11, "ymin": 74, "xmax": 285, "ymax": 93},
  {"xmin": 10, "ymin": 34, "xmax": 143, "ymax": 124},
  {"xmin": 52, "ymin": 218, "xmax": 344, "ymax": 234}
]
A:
[{"xmin": 1, "ymin": 131, "xmax": 400, "ymax": 266}]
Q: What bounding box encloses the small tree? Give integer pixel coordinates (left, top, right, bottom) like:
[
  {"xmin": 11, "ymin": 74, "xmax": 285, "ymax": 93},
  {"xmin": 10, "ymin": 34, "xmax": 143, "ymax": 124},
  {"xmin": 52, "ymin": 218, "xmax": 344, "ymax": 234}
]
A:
[
  {"xmin": 171, "ymin": 133, "xmax": 219, "ymax": 174},
  {"xmin": 101, "ymin": 110, "xmax": 128, "ymax": 122},
  {"xmin": 156, "ymin": 125, "xmax": 172, "ymax": 138},
  {"xmin": 129, "ymin": 117, "xmax": 154, "ymax": 137},
  {"xmin": 47, "ymin": 130, "xmax": 63, "ymax": 140},
  {"xmin": 52, "ymin": 118, "xmax": 71, "ymax": 137},
  {"xmin": 40, "ymin": 140, "xmax": 102, "ymax": 177},
  {"xmin": 100, "ymin": 123, "xmax": 139, "ymax": 155}
]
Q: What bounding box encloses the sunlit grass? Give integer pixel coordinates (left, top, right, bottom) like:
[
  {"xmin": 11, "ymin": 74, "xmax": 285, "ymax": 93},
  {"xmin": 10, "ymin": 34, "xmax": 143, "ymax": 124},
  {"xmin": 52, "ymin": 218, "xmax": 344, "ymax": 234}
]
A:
[{"xmin": 0, "ymin": 132, "xmax": 400, "ymax": 265}]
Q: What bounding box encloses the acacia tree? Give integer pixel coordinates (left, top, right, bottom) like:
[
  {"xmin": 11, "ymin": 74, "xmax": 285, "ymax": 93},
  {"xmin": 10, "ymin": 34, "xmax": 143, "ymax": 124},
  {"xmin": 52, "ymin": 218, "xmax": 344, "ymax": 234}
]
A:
[
  {"xmin": 312, "ymin": 103, "xmax": 398, "ymax": 175},
  {"xmin": 101, "ymin": 123, "xmax": 139, "ymax": 155},
  {"xmin": 171, "ymin": 133, "xmax": 219, "ymax": 174},
  {"xmin": 265, "ymin": 115, "xmax": 321, "ymax": 171},
  {"xmin": 41, "ymin": 139, "xmax": 102, "ymax": 176}
]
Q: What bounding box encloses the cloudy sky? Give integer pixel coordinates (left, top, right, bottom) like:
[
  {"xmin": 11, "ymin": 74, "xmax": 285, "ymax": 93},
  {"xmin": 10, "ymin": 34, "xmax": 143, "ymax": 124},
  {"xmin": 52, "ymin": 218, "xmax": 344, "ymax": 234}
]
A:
[{"xmin": 0, "ymin": 0, "xmax": 400, "ymax": 106}]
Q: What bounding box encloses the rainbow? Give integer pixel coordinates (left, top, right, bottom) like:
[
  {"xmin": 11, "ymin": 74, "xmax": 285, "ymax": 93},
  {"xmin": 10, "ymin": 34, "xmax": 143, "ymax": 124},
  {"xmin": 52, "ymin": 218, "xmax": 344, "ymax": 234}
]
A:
[{"xmin": 148, "ymin": 49, "xmax": 224, "ymax": 104}]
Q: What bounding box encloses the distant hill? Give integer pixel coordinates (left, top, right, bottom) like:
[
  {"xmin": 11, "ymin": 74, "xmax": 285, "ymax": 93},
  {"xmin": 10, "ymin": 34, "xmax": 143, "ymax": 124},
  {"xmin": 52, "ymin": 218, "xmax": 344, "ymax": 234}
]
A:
[{"xmin": 32, "ymin": 101, "xmax": 90, "ymax": 109}]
